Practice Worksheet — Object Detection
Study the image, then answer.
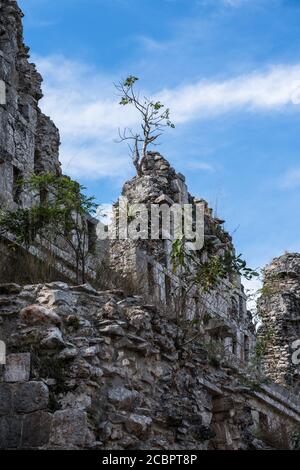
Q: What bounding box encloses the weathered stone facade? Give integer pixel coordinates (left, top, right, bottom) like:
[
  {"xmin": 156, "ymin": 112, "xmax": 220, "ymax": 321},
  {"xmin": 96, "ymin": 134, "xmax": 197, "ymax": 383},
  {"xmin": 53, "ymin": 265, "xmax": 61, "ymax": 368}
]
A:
[
  {"xmin": 258, "ymin": 253, "xmax": 300, "ymax": 391},
  {"xmin": 0, "ymin": 1, "xmax": 101, "ymax": 285},
  {"xmin": 0, "ymin": 282, "xmax": 300, "ymax": 450},
  {"xmin": 1, "ymin": 0, "xmax": 300, "ymax": 451},
  {"xmin": 108, "ymin": 152, "xmax": 255, "ymax": 365},
  {"xmin": 0, "ymin": 0, "xmax": 61, "ymax": 210}
]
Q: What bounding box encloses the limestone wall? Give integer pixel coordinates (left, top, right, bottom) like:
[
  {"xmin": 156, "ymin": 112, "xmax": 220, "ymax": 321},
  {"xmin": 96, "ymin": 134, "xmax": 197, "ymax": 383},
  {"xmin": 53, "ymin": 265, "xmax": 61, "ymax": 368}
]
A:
[
  {"xmin": 0, "ymin": 282, "xmax": 299, "ymax": 450},
  {"xmin": 0, "ymin": 1, "xmax": 61, "ymax": 209},
  {"xmin": 258, "ymin": 253, "xmax": 300, "ymax": 390},
  {"xmin": 0, "ymin": 1, "xmax": 105, "ymax": 285},
  {"xmin": 108, "ymin": 152, "xmax": 255, "ymax": 364}
]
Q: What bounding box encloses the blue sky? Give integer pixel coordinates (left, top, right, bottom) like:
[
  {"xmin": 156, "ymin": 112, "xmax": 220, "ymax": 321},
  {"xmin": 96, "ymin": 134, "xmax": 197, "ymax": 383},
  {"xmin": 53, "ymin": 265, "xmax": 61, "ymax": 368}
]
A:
[{"xmin": 18, "ymin": 0, "xmax": 300, "ymax": 279}]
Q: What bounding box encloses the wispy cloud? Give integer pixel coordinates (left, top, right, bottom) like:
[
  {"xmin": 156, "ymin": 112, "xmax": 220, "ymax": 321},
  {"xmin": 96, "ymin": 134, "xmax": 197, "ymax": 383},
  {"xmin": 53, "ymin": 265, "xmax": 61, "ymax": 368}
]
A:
[
  {"xmin": 36, "ymin": 55, "xmax": 300, "ymax": 180},
  {"xmin": 279, "ymin": 167, "xmax": 300, "ymax": 189},
  {"xmin": 243, "ymin": 276, "xmax": 262, "ymax": 312},
  {"xmin": 27, "ymin": 18, "xmax": 60, "ymax": 28},
  {"xmin": 160, "ymin": 64, "xmax": 300, "ymax": 123},
  {"xmin": 198, "ymin": 0, "xmax": 251, "ymax": 7},
  {"xmin": 137, "ymin": 36, "xmax": 169, "ymax": 52},
  {"xmin": 185, "ymin": 161, "xmax": 215, "ymax": 171},
  {"xmin": 222, "ymin": 0, "xmax": 247, "ymax": 6},
  {"xmin": 36, "ymin": 55, "xmax": 138, "ymax": 180}
]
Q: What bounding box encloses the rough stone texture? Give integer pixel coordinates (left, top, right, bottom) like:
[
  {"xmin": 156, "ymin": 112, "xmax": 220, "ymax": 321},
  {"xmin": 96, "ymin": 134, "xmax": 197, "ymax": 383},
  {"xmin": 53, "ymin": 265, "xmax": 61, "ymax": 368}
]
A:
[
  {"xmin": 0, "ymin": 0, "xmax": 300, "ymax": 452},
  {"xmin": 125, "ymin": 414, "xmax": 153, "ymax": 438},
  {"xmin": 0, "ymin": 383, "xmax": 12, "ymax": 416},
  {"xmin": 13, "ymin": 381, "xmax": 49, "ymax": 413},
  {"xmin": 258, "ymin": 253, "xmax": 300, "ymax": 391},
  {"xmin": 0, "ymin": 415, "xmax": 22, "ymax": 448},
  {"xmin": 49, "ymin": 409, "xmax": 89, "ymax": 448},
  {"xmin": 4, "ymin": 352, "xmax": 30, "ymax": 382},
  {"xmin": 108, "ymin": 387, "xmax": 140, "ymax": 410},
  {"xmin": 0, "ymin": 1, "xmax": 101, "ymax": 286},
  {"xmin": 0, "ymin": 0, "xmax": 61, "ymax": 210},
  {"xmin": 20, "ymin": 305, "xmax": 62, "ymax": 326},
  {"xmin": 0, "ymin": 283, "xmax": 22, "ymax": 295},
  {"xmin": 0, "ymin": 283, "xmax": 299, "ymax": 450},
  {"xmin": 108, "ymin": 151, "xmax": 255, "ymax": 366},
  {"xmin": 22, "ymin": 411, "xmax": 52, "ymax": 448}
]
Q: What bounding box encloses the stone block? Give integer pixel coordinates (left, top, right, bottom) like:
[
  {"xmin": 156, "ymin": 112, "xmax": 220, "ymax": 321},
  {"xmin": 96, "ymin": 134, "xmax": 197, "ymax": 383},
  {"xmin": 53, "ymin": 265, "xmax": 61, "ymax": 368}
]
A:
[
  {"xmin": 0, "ymin": 341, "xmax": 5, "ymax": 365},
  {"xmin": 99, "ymin": 324, "xmax": 125, "ymax": 336},
  {"xmin": 0, "ymin": 383, "xmax": 12, "ymax": 416},
  {"xmin": 22, "ymin": 411, "xmax": 52, "ymax": 448},
  {"xmin": 4, "ymin": 353, "xmax": 30, "ymax": 383},
  {"xmin": 0, "ymin": 284, "xmax": 21, "ymax": 295},
  {"xmin": 0, "ymin": 416, "xmax": 22, "ymax": 449},
  {"xmin": 20, "ymin": 305, "xmax": 61, "ymax": 326},
  {"xmin": 108, "ymin": 387, "xmax": 140, "ymax": 410},
  {"xmin": 40, "ymin": 327, "xmax": 65, "ymax": 349},
  {"xmin": 37, "ymin": 289, "xmax": 74, "ymax": 307},
  {"xmin": 49, "ymin": 409, "xmax": 88, "ymax": 447},
  {"xmin": 125, "ymin": 414, "xmax": 152, "ymax": 438},
  {"xmin": 13, "ymin": 381, "xmax": 49, "ymax": 413},
  {"xmin": 177, "ymin": 172, "xmax": 186, "ymax": 182},
  {"xmin": 213, "ymin": 397, "xmax": 235, "ymax": 413}
]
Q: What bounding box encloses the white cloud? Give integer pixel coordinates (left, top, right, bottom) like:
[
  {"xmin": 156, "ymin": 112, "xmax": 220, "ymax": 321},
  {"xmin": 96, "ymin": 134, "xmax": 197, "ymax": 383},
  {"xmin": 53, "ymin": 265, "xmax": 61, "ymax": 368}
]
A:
[
  {"xmin": 198, "ymin": 0, "xmax": 252, "ymax": 7},
  {"xmin": 36, "ymin": 55, "xmax": 300, "ymax": 180},
  {"xmin": 279, "ymin": 167, "xmax": 300, "ymax": 190},
  {"xmin": 36, "ymin": 55, "xmax": 140, "ymax": 180},
  {"xmin": 159, "ymin": 64, "xmax": 300, "ymax": 123},
  {"xmin": 243, "ymin": 276, "xmax": 262, "ymax": 313},
  {"xmin": 138, "ymin": 36, "xmax": 169, "ymax": 52},
  {"xmin": 96, "ymin": 203, "xmax": 113, "ymax": 225},
  {"xmin": 222, "ymin": 0, "xmax": 247, "ymax": 6},
  {"xmin": 186, "ymin": 161, "xmax": 215, "ymax": 171}
]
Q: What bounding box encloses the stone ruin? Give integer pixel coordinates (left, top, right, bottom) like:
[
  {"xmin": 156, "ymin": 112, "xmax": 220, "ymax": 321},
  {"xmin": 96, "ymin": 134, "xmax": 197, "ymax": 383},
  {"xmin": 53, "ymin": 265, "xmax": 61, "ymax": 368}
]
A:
[
  {"xmin": 1, "ymin": 281, "xmax": 300, "ymax": 450},
  {"xmin": 0, "ymin": 1, "xmax": 61, "ymax": 207},
  {"xmin": 0, "ymin": 0, "xmax": 300, "ymax": 450},
  {"xmin": 108, "ymin": 151, "xmax": 255, "ymax": 366},
  {"xmin": 0, "ymin": 0, "xmax": 98, "ymax": 284},
  {"xmin": 258, "ymin": 253, "xmax": 300, "ymax": 391}
]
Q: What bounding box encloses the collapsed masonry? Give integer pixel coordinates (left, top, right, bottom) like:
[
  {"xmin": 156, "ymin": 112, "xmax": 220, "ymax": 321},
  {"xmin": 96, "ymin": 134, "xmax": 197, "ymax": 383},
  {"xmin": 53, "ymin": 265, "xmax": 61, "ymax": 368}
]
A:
[
  {"xmin": 258, "ymin": 253, "xmax": 300, "ymax": 391},
  {"xmin": 0, "ymin": 282, "xmax": 300, "ymax": 450},
  {"xmin": 0, "ymin": 0, "xmax": 61, "ymax": 206},
  {"xmin": 108, "ymin": 152, "xmax": 255, "ymax": 366},
  {"xmin": 0, "ymin": 0, "xmax": 255, "ymax": 366},
  {"xmin": 0, "ymin": 0, "xmax": 300, "ymax": 450},
  {"xmin": 0, "ymin": 0, "xmax": 99, "ymax": 283}
]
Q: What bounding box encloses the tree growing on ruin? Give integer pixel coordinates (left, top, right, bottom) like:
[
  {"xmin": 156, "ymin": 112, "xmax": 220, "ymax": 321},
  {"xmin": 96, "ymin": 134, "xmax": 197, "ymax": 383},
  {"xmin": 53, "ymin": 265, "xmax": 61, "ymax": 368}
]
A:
[
  {"xmin": 171, "ymin": 236, "xmax": 259, "ymax": 292},
  {"xmin": 116, "ymin": 76, "xmax": 175, "ymax": 176},
  {"xmin": 0, "ymin": 174, "xmax": 97, "ymax": 284},
  {"xmin": 170, "ymin": 237, "xmax": 259, "ymax": 349}
]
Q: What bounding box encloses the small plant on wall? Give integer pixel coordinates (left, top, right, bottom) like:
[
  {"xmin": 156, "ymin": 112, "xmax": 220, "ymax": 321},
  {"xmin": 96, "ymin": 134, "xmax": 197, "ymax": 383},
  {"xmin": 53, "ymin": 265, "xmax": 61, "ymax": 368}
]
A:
[{"xmin": 0, "ymin": 173, "xmax": 97, "ymax": 284}]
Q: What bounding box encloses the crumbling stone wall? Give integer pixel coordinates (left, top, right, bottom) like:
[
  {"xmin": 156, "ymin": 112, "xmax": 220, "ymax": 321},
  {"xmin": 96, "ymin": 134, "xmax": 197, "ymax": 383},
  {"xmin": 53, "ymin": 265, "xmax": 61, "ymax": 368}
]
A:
[
  {"xmin": 109, "ymin": 152, "xmax": 255, "ymax": 365},
  {"xmin": 0, "ymin": 0, "xmax": 61, "ymax": 209},
  {"xmin": 0, "ymin": 282, "xmax": 299, "ymax": 450},
  {"xmin": 1, "ymin": 1, "xmax": 300, "ymax": 450},
  {"xmin": 0, "ymin": 1, "xmax": 102, "ymax": 284},
  {"xmin": 258, "ymin": 253, "xmax": 300, "ymax": 391}
]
